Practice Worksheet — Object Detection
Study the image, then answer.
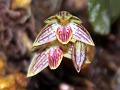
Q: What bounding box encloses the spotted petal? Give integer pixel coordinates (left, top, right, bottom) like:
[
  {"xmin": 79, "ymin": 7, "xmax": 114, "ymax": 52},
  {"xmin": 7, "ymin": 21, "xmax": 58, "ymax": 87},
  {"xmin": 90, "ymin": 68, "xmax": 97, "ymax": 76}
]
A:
[
  {"xmin": 72, "ymin": 42, "xmax": 86, "ymax": 73},
  {"xmin": 33, "ymin": 23, "xmax": 60, "ymax": 48},
  {"xmin": 48, "ymin": 47, "xmax": 63, "ymax": 69},
  {"xmin": 27, "ymin": 51, "xmax": 48, "ymax": 77},
  {"xmin": 70, "ymin": 23, "xmax": 95, "ymax": 46}
]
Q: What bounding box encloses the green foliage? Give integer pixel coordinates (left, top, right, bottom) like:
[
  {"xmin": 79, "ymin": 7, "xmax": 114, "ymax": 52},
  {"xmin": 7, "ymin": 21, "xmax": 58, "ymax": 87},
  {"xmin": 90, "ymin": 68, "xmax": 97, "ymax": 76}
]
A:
[
  {"xmin": 88, "ymin": 0, "xmax": 110, "ymax": 35},
  {"xmin": 110, "ymin": 0, "xmax": 120, "ymax": 23},
  {"xmin": 88, "ymin": 0, "xmax": 120, "ymax": 35}
]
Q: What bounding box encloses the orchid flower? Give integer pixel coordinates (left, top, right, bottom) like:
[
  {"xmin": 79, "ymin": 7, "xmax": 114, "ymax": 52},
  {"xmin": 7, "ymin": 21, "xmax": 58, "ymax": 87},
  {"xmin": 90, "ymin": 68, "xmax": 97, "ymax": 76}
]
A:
[{"xmin": 27, "ymin": 11, "xmax": 95, "ymax": 77}]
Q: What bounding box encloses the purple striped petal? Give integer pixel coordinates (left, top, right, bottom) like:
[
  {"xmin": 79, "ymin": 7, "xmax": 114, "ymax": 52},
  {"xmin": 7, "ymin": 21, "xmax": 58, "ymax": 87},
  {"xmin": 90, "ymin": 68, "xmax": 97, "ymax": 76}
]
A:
[
  {"xmin": 27, "ymin": 51, "xmax": 48, "ymax": 77},
  {"xmin": 33, "ymin": 23, "xmax": 60, "ymax": 48},
  {"xmin": 71, "ymin": 42, "xmax": 86, "ymax": 73},
  {"xmin": 70, "ymin": 23, "xmax": 95, "ymax": 46}
]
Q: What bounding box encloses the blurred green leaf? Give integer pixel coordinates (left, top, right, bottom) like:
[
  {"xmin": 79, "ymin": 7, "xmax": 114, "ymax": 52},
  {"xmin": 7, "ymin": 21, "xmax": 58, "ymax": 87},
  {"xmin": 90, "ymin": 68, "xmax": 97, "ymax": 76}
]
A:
[
  {"xmin": 88, "ymin": 0, "xmax": 110, "ymax": 35},
  {"xmin": 110, "ymin": 0, "xmax": 120, "ymax": 23}
]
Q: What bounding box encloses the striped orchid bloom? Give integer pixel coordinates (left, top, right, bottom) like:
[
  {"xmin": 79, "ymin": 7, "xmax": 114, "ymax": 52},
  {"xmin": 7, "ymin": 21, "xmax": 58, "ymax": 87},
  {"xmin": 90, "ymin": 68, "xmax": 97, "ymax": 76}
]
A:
[{"xmin": 27, "ymin": 11, "xmax": 95, "ymax": 77}]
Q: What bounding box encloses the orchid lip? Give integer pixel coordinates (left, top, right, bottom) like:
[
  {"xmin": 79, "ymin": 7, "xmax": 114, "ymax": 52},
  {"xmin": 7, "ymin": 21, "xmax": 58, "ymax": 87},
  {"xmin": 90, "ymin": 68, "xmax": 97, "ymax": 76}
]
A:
[
  {"xmin": 48, "ymin": 46, "xmax": 63, "ymax": 69},
  {"xmin": 56, "ymin": 26, "xmax": 72, "ymax": 44}
]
